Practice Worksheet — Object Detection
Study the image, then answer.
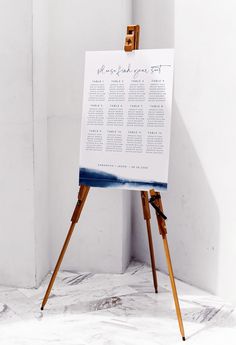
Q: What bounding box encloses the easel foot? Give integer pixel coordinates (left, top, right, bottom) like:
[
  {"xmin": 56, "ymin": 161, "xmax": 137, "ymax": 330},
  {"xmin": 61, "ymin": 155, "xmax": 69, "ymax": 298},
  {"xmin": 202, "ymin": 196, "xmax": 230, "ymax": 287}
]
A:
[
  {"xmin": 155, "ymin": 288, "xmax": 158, "ymax": 293},
  {"xmin": 40, "ymin": 306, "xmax": 44, "ymax": 311},
  {"xmin": 149, "ymin": 189, "xmax": 185, "ymax": 341}
]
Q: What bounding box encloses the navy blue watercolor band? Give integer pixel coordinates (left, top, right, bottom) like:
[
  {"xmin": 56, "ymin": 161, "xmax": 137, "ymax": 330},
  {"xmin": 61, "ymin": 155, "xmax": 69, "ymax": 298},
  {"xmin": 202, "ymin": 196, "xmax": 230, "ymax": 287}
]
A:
[{"xmin": 79, "ymin": 167, "xmax": 167, "ymax": 190}]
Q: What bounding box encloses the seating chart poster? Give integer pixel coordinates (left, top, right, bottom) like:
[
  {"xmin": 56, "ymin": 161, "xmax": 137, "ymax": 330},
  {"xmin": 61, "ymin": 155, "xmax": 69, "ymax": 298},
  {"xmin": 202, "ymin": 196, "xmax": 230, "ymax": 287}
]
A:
[{"xmin": 79, "ymin": 49, "xmax": 174, "ymax": 191}]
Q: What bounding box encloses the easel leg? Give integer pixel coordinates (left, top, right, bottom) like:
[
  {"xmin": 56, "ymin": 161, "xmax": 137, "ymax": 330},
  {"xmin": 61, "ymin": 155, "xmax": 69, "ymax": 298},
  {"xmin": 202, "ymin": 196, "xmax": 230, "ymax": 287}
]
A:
[
  {"xmin": 163, "ymin": 234, "xmax": 185, "ymax": 340},
  {"xmin": 149, "ymin": 190, "xmax": 185, "ymax": 341},
  {"xmin": 41, "ymin": 185, "xmax": 90, "ymax": 310},
  {"xmin": 140, "ymin": 191, "xmax": 158, "ymax": 293}
]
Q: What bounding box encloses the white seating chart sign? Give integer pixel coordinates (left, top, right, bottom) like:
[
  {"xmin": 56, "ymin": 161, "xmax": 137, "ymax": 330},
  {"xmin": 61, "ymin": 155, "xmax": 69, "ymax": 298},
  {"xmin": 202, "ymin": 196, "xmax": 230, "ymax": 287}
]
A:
[{"xmin": 79, "ymin": 49, "xmax": 174, "ymax": 191}]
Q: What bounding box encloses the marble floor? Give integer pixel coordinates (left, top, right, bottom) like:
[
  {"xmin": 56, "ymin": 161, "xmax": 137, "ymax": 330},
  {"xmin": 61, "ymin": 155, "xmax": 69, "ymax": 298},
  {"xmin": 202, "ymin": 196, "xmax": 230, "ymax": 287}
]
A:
[{"xmin": 0, "ymin": 260, "xmax": 235, "ymax": 345}]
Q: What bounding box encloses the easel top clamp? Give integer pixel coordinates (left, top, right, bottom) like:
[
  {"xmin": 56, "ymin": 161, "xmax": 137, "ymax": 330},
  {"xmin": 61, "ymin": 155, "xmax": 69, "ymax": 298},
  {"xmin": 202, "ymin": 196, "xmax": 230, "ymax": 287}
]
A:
[
  {"xmin": 124, "ymin": 25, "xmax": 140, "ymax": 51},
  {"xmin": 40, "ymin": 24, "xmax": 185, "ymax": 342}
]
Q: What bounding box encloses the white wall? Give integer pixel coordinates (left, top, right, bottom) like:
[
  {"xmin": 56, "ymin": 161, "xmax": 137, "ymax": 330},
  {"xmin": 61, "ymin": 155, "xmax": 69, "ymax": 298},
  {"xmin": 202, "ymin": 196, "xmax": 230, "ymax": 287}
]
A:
[
  {"xmin": 132, "ymin": 0, "xmax": 236, "ymax": 303},
  {"xmin": 174, "ymin": 0, "xmax": 236, "ymax": 303},
  {"xmin": 33, "ymin": 0, "xmax": 49, "ymax": 286},
  {"xmin": 0, "ymin": 0, "xmax": 133, "ymax": 288},
  {"xmin": 48, "ymin": 0, "xmax": 132, "ymax": 273},
  {"xmin": 0, "ymin": 0, "xmax": 49, "ymax": 287},
  {"xmin": 1, "ymin": 0, "xmax": 236, "ymax": 300}
]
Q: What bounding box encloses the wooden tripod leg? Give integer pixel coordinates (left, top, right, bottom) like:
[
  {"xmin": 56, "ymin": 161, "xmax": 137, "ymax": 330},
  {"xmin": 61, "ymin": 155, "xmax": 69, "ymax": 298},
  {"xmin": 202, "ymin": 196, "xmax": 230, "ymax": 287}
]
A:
[
  {"xmin": 149, "ymin": 189, "xmax": 185, "ymax": 341},
  {"xmin": 163, "ymin": 235, "xmax": 185, "ymax": 340},
  {"xmin": 140, "ymin": 191, "xmax": 158, "ymax": 293},
  {"xmin": 41, "ymin": 185, "xmax": 90, "ymax": 310}
]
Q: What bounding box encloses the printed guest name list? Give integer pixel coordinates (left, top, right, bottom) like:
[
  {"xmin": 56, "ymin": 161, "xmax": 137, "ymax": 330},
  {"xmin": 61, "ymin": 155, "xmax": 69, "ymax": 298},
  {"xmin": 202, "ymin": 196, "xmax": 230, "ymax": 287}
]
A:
[{"xmin": 79, "ymin": 49, "xmax": 174, "ymax": 191}]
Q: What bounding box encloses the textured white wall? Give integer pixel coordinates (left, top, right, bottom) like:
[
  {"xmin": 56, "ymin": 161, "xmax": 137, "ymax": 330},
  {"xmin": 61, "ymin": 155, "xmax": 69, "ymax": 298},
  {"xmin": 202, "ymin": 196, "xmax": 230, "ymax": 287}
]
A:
[
  {"xmin": 132, "ymin": 0, "xmax": 236, "ymax": 303},
  {"xmin": 174, "ymin": 0, "xmax": 236, "ymax": 303},
  {"xmin": 48, "ymin": 0, "xmax": 132, "ymax": 273},
  {"xmin": 0, "ymin": 0, "xmax": 49, "ymax": 287},
  {"xmin": 33, "ymin": 0, "xmax": 49, "ymax": 286},
  {"xmin": 0, "ymin": 0, "xmax": 133, "ymax": 288},
  {"xmin": 0, "ymin": 0, "xmax": 35, "ymax": 287},
  {"xmin": 1, "ymin": 0, "xmax": 235, "ymax": 299}
]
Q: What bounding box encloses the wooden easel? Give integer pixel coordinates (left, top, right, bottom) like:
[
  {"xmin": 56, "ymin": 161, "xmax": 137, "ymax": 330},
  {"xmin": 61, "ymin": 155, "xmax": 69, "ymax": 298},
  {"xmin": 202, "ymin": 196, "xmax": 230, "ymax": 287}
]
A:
[{"xmin": 41, "ymin": 25, "xmax": 185, "ymax": 341}]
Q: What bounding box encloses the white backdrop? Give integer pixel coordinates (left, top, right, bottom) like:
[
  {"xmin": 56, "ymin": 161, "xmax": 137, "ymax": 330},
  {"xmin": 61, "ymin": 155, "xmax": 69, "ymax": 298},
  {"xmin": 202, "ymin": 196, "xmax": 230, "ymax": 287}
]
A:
[
  {"xmin": 48, "ymin": 0, "xmax": 132, "ymax": 274},
  {"xmin": 132, "ymin": 0, "xmax": 236, "ymax": 304},
  {"xmin": 1, "ymin": 0, "xmax": 236, "ymax": 304},
  {"xmin": 0, "ymin": 0, "xmax": 49, "ymax": 288},
  {"xmin": 0, "ymin": 0, "xmax": 132, "ymax": 287}
]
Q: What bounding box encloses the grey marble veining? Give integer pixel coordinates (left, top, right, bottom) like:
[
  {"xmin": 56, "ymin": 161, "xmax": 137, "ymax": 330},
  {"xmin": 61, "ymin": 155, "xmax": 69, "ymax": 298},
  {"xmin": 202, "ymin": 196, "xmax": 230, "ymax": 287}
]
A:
[{"xmin": 0, "ymin": 260, "xmax": 235, "ymax": 345}]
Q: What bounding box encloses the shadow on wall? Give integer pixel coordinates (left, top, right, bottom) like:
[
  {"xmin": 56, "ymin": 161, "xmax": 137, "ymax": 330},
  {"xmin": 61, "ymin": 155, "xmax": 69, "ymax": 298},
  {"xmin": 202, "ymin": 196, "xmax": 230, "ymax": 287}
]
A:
[{"xmin": 132, "ymin": 100, "xmax": 220, "ymax": 294}]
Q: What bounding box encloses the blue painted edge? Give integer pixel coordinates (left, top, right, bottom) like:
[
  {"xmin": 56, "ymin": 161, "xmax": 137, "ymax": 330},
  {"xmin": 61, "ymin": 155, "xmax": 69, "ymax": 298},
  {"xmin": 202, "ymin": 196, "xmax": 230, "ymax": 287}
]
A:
[{"xmin": 79, "ymin": 167, "xmax": 167, "ymax": 191}]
